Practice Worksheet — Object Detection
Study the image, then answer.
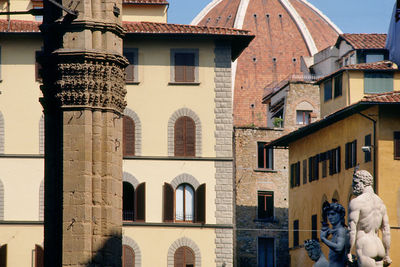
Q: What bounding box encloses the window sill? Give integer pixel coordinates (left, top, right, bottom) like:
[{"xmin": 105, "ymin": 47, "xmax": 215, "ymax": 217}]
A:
[
  {"xmin": 254, "ymin": 168, "xmax": 277, "ymax": 173},
  {"xmin": 168, "ymin": 82, "xmax": 200, "ymax": 86},
  {"xmin": 126, "ymin": 81, "xmax": 140, "ymax": 85},
  {"xmin": 254, "ymin": 218, "xmax": 276, "ymax": 223}
]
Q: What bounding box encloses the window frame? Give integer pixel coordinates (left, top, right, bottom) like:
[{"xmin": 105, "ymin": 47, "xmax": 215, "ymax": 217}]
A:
[
  {"xmin": 334, "ymin": 74, "xmax": 343, "ymax": 98},
  {"xmin": 257, "ymin": 191, "xmax": 274, "ymax": 221},
  {"xmin": 170, "ymin": 49, "xmax": 199, "ymax": 85},
  {"xmin": 174, "ymin": 116, "xmax": 196, "ymax": 157},
  {"xmin": 123, "ymin": 48, "xmax": 139, "ymax": 84},
  {"xmin": 257, "ymin": 142, "xmax": 274, "ymax": 170},
  {"xmin": 175, "ymin": 183, "xmax": 195, "ymax": 223},
  {"xmin": 296, "ymin": 110, "xmax": 312, "ymax": 125},
  {"xmin": 123, "ymin": 116, "xmax": 136, "ymax": 157},
  {"xmin": 345, "ymin": 140, "xmax": 357, "ymax": 169},
  {"xmin": 324, "ymin": 78, "xmax": 332, "ymax": 102},
  {"xmin": 364, "ymin": 71, "xmax": 394, "ymax": 94}
]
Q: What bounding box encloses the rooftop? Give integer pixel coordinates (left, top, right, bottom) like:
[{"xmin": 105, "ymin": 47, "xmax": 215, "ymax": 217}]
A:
[
  {"xmin": 338, "ymin": 33, "xmax": 387, "ymax": 50},
  {"xmin": 122, "ymin": 0, "xmax": 168, "ymax": 4}
]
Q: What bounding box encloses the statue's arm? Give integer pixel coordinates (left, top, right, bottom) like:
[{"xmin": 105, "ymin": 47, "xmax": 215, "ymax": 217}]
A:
[
  {"xmin": 347, "ymin": 200, "xmax": 360, "ymax": 261},
  {"xmin": 381, "ymin": 206, "xmax": 391, "ymax": 264},
  {"xmin": 320, "ymin": 228, "xmax": 346, "ymax": 252}
]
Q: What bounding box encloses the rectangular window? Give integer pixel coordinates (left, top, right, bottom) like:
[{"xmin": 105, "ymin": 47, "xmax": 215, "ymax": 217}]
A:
[
  {"xmin": 258, "ymin": 238, "xmax": 275, "ymax": 267},
  {"xmin": 303, "ymin": 159, "xmax": 307, "ymax": 184},
  {"xmin": 123, "ymin": 48, "xmax": 138, "ymax": 84},
  {"xmin": 366, "ymin": 54, "xmax": 384, "ymax": 63},
  {"xmin": 329, "ymin": 147, "xmax": 341, "ymax": 175},
  {"xmin": 311, "ymin": 214, "xmax": 318, "ymax": 240},
  {"xmin": 296, "ymin": 110, "xmax": 312, "ymax": 125},
  {"xmin": 320, "ymin": 152, "xmax": 327, "ymax": 178},
  {"xmin": 324, "ymin": 78, "xmax": 332, "ymax": 101},
  {"xmin": 257, "ymin": 142, "xmax": 273, "ymax": 169},
  {"xmin": 334, "ymin": 74, "xmax": 342, "ymax": 98},
  {"xmin": 290, "ymin": 162, "xmax": 300, "ymax": 187},
  {"xmin": 171, "ymin": 49, "xmax": 199, "ymax": 83},
  {"xmin": 345, "ymin": 140, "xmax": 357, "ymax": 169},
  {"xmin": 364, "ymin": 72, "xmax": 393, "ymax": 94},
  {"xmin": 258, "ymin": 191, "xmax": 274, "ymax": 220},
  {"xmin": 365, "ymin": 134, "xmax": 372, "ymax": 162},
  {"xmin": 293, "ymin": 220, "xmax": 299, "ymax": 247},
  {"xmin": 394, "ymin": 132, "xmax": 400, "ymax": 160},
  {"xmin": 308, "ymin": 155, "xmax": 319, "ymax": 182}
]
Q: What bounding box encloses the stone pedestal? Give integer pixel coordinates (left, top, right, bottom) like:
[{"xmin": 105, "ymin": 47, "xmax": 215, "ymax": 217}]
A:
[{"xmin": 40, "ymin": 0, "xmax": 127, "ymax": 266}]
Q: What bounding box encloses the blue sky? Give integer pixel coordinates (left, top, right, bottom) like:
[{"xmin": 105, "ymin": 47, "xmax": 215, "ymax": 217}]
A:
[{"xmin": 168, "ymin": 0, "xmax": 395, "ymax": 34}]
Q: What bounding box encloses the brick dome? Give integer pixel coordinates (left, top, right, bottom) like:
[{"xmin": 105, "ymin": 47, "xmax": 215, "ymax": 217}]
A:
[{"xmin": 192, "ymin": 0, "xmax": 341, "ymax": 127}]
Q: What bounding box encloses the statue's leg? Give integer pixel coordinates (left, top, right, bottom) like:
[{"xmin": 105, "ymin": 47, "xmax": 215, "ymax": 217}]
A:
[{"xmin": 357, "ymin": 251, "xmax": 382, "ymax": 267}]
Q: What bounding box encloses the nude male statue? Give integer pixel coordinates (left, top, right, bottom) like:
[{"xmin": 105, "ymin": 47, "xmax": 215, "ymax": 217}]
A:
[
  {"xmin": 348, "ymin": 170, "xmax": 391, "ymax": 267},
  {"xmin": 304, "ymin": 239, "xmax": 329, "ymax": 267}
]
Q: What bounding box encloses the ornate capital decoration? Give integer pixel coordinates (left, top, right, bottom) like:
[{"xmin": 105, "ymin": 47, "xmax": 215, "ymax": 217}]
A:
[{"xmin": 40, "ymin": 51, "xmax": 128, "ymax": 114}]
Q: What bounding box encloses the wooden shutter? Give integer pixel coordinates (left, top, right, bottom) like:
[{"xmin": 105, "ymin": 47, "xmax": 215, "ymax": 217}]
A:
[
  {"xmin": 328, "ymin": 150, "xmax": 333, "ymax": 175},
  {"xmin": 195, "ymin": 184, "xmax": 206, "ymax": 224},
  {"xmin": 308, "ymin": 157, "xmax": 312, "ymax": 182},
  {"xmin": 124, "ymin": 51, "xmax": 135, "ymax": 83},
  {"xmin": 0, "ymin": 244, "xmax": 7, "ymax": 267},
  {"xmin": 353, "ymin": 140, "xmax": 357, "ymax": 168},
  {"xmin": 174, "ymin": 247, "xmax": 195, "ymax": 267},
  {"xmin": 395, "ymin": 132, "xmax": 400, "ymax": 159},
  {"xmin": 296, "ymin": 162, "xmax": 300, "ymax": 186},
  {"xmin": 163, "ymin": 183, "xmax": 174, "ymax": 222},
  {"xmin": 135, "ymin": 183, "xmax": 145, "ymax": 222},
  {"xmin": 175, "ymin": 53, "xmax": 195, "ymax": 82},
  {"xmin": 174, "ymin": 117, "xmax": 195, "ymax": 157},
  {"xmin": 122, "ymin": 245, "xmax": 135, "ymax": 267},
  {"xmin": 337, "ymin": 146, "xmax": 341, "ymax": 173},
  {"xmin": 35, "ymin": 244, "xmax": 44, "ymax": 267},
  {"xmin": 123, "ymin": 116, "xmax": 135, "ymax": 157},
  {"xmin": 302, "ymin": 160, "xmax": 307, "ymax": 184},
  {"xmin": 290, "ymin": 164, "xmax": 294, "ymax": 188},
  {"xmin": 314, "ymin": 155, "xmax": 319, "ymax": 180}
]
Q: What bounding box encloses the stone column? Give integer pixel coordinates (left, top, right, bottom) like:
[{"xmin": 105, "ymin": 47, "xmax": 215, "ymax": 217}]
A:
[{"xmin": 39, "ymin": 0, "xmax": 127, "ymax": 266}]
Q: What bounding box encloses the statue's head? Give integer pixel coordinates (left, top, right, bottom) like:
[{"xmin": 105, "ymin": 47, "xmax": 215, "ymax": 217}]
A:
[
  {"xmin": 353, "ymin": 170, "xmax": 373, "ymax": 196},
  {"xmin": 304, "ymin": 239, "xmax": 321, "ymax": 261},
  {"xmin": 324, "ymin": 202, "xmax": 345, "ymax": 226}
]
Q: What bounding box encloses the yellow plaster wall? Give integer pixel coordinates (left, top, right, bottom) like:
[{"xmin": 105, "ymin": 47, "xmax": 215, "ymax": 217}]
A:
[
  {"xmin": 123, "ymin": 226, "xmax": 216, "ymax": 266},
  {"xmin": 288, "ymin": 108, "xmax": 376, "ymax": 264},
  {"xmin": 122, "ymin": 5, "xmax": 167, "ymax": 23},
  {"xmin": 124, "ymin": 40, "xmax": 217, "ymax": 157},
  {"xmin": 0, "ymin": 37, "xmax": 43, "ymax": 154},
  {"xmin": 0, "ymin": 225, "xmax": 43, "ymax": 267},
  {"xmin": 123, "ymin": 160, "xmax": 217, "ymax": 224},
  {"xmin": 320, "ymin": 71, "xmax": 349, "ymax": 117},
  {"xmin": 0, "ymin": 158, "xmax": 43, "ymax": 220},
  {"xmin": 348, "ymin": 71, "xmax": 365, "ymax": 104}
]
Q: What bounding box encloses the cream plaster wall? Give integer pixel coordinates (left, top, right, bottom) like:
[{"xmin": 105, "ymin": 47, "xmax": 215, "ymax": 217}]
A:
[
  {"xmin": 124, "ymin": 40, "xmax": 217, "ymax": 157},
  {"xmin": 0, "ymin": 158, "xmax": 43, "ymax": 220},
  {"xmin": 0, "ymin": 0, "xmax": 36, "ymax": 21},
  {"xmin": 122, "ymin": 5, "xmax": 167, "ymax": 23},
  {"xmin": 123, "ymin": 226, "xmax": 216, "ymax": 267},
  {"xmin": 0, "ymin": 37, "xmax": 43, "ymax": 154},
  {"xmin": 123, "ymin": 160, "xmax": 217, "ymax": 224},
  {"xmin": 0, "ymin": 225, "xmax": 43, "ymax": 267}
]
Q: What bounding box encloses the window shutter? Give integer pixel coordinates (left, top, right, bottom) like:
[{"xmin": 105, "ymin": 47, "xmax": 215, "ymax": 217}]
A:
[
  {"xmin": 314, "ymin": 155, "xmax": 319, "ymax": 180},
  {"xmin": 0, "ymin": 244, "xmax": 7, "ymax": 267},
  {"xmin": 174, "ymin": 116, "xmax": 195, "ymax": 157},
  {"xmin": 290, "ymin": 164, "xmax": 294, "ymax": 188},
  {"xmin": 195, "ymin": 183, "xmax": 206, "ymax": 224},
  {"xmin": 35, "ymin": 244, "xmax": 44, "ymax": 267},
  {"xmin": 296, "ymin": 162, "xmax": 300, "ymax": 186},
  {"xmin": 123, "ymin": 116, "xmax": 135, "ymax": 157},
  {"xmin": 395, "ymin": 132, "xmax": 400, "ymax": 159},
  {"xmin": 174, "ymin": 247, "xmax": 185, "ymax": 267},
  {"xmin": 163, "ymin": 183, "xmax": 174, "ymax": 222},
  {"xmin": 184, "ymin": 54, "xmax": 195, "ymax": 82},
  {"xmin": 175, "ymin": 53, "xmax": 186, "ymax": 82},
  {"xmin": 122, "ymin": 245, "xmax": 135, "ymax": 267},
  {"xmin": 337, "ymin": 146, "xmax": 341, "ymax": 173},
  {"xmin": 353, "ymin": 140, "xmax": 357, "ymax": 167},
  {"xmin": 184, "ymin": 247, "xmax": 195, "ymax": 266},
  {"xmin": 185, "ymin": 117, "xmax": 195, "ymax": 157},
  {"xmin": 302, "ymin": 160, "xmax": 307, "ymax": 184},
  {"xmin": 135, "ymin": 183, "xmax": 145, "ymax": 222},
  {"xmin": 328, "ymin": 150, "xmax": 333, "ymax": 175},
  {"xmin": 308, "ymin": 157, "xmax": 312, "ymax": 182}
]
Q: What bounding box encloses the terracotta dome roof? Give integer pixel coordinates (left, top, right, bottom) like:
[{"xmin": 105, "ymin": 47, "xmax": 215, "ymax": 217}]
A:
[{"xmin": 192, "ymin": 0, "xmax": 342, "ymax": 127}]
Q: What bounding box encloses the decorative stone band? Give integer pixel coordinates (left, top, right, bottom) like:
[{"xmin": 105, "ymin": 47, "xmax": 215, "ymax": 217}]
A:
[{"xmin": 40, "ymin": 51, "xmax": 128, "ymax": 114}]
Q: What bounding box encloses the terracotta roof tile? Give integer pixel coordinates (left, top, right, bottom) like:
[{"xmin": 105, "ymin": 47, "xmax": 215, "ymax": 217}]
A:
[
  {"xmin": 340, "ymin": 33, "xmax": 387, "ymax": 49},
  {"xmin": 318, "ymin": 61, "xmax": 398, "ymax": 83},
  {"xmin": 362, "ymin": 91, "xmax": 400, "ymax": 103},
  {"xmin": 0, "ymin": 19, "xmax": 40, "ymax": 32},
  {"xmin": 123, "ymin": 0, "xmax": 168, "ymax": 4},
  {"xmin": 123, "ymin": 21, "xmax": 252, "ymax": 36}
]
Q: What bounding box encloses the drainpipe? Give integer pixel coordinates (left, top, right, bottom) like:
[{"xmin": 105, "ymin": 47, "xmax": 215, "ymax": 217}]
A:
[{"xmin": 358, "ymin": 111, "xmax": 377, "ymax": 192}]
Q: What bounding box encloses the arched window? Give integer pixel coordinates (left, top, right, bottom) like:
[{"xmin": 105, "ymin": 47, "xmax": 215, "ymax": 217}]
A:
[
  {"xmin": 163, "ymin": 182, "xmax": 205, "ymax": 224},
  {"xmin": 123, "ymin": 182, "xmax": 145, "ymax": 222},
  {"xmin": 123, "ymin": 244, "xmax": 135, "ymax": 267},
  {"xmin": 35, "ymin": 244, "xmax": 44, "ymax": 267},
  {"xmin": 123, "ymin": 116, "xmax": 135, "ymax": 157},
  {"xmin": 174, "ymin": 246, "xmax": 195, "ymax": 267},
  {"xmin": 175, "ymin": 184, "xmax": 194, "ymax": 222},
  {"xmin": 174, "ymin": 116, "xmax": 195, "ymax": 157}
]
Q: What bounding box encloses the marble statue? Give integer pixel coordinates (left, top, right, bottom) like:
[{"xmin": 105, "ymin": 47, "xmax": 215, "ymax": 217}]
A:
[
  {"xmin": 320, "ymin": 201, "xmax": 348, "ymax": 267},
  {"xmin": 305, "ymin": 239, "xmax": 329, "ymax": 267},
  {"xmin": 348, "ymin": 170, "xmax": 392, "ymax": 266}
]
